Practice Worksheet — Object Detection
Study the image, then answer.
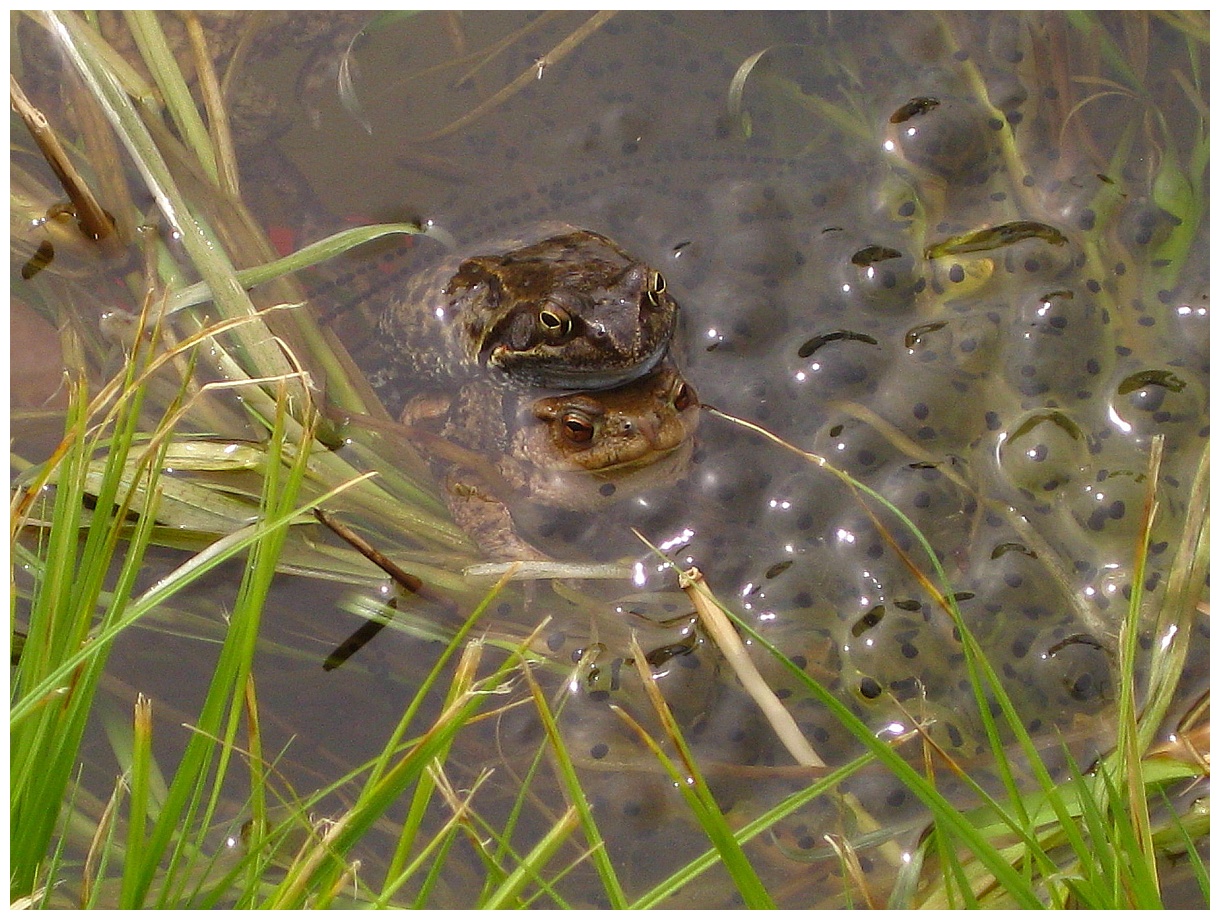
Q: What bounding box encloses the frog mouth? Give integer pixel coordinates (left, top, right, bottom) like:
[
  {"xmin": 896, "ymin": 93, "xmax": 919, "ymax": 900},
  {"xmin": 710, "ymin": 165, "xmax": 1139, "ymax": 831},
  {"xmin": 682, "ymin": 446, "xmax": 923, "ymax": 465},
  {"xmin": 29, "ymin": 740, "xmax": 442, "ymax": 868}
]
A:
[
  {"xmin": 609, "ymin": 425, "xmax": 702, "ymax": 472},
  {"xmin": 529, "ymin": 435, "xmax": 695, "ymax": 512},
  {"xmin": 595, "ymin": 442, "xmax": 682, "ymax": 473},
  {"xmin": 487, "ymin": 341, "xmax": 668, "ymax": 390},
  {"xmin": 588, "ymin": 438, "xmax": 695, "ymax": 490}
]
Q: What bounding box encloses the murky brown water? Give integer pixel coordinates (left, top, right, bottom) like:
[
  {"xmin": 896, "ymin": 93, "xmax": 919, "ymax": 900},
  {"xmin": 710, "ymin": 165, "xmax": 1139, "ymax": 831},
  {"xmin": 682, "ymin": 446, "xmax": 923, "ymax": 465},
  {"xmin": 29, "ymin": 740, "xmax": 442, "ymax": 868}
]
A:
[{"xmin": 12, "ymin": 11, "xmax": 1209, "ymax": 908}]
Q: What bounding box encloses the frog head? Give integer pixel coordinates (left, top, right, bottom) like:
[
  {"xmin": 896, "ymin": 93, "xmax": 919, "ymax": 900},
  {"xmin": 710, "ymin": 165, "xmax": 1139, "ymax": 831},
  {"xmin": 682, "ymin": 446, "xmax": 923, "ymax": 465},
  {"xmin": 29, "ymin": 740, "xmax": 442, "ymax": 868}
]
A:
[{"xmin": 447, "ymin": 230, "xmax": 678, "ymax": 389}]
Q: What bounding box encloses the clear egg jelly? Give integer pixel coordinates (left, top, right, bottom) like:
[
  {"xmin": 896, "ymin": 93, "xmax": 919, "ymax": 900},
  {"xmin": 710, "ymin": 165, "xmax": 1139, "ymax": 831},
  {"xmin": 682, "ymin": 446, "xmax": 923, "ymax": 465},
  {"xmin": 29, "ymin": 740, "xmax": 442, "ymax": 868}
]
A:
[{"xmin": 509, "ymin": 72, "xmax": 1208, "ymax": 778}]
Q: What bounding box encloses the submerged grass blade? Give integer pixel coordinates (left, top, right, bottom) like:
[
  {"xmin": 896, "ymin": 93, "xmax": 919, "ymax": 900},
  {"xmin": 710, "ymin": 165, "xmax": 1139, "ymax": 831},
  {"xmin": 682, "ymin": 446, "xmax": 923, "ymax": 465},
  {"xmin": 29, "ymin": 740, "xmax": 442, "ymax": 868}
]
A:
[
  {"xmin": 161, "ymin": 223, "xmax": 424, "ymax": 316},
  {"xmin": 419, "ymin": 11, "xmax": 616, "ymax": 142},
  {"xmin": 181, "ymin": 11, "xmax": 241, "ymax": 198},
  {"xmin": 123, "ymin": 11, "xmax": 218, "ymax": 185}
]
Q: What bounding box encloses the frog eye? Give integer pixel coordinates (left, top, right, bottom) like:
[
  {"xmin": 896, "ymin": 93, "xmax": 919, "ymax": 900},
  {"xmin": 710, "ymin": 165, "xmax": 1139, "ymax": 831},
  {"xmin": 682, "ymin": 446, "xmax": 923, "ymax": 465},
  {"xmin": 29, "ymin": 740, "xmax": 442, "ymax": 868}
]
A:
[
  {"xmin": 559, "ymin": 412, "xmax": 596, "ymax": 444},
  {"xmin": 645, "ymin": 271, "xmax": 667, "ymax": 308},
  {"xmin": 672, "ymin": 381, "xmax": 697, "ymax": 411},
  {"xmin": 538, "ymin": 306, "xmax": 574, "ymax": 340}
]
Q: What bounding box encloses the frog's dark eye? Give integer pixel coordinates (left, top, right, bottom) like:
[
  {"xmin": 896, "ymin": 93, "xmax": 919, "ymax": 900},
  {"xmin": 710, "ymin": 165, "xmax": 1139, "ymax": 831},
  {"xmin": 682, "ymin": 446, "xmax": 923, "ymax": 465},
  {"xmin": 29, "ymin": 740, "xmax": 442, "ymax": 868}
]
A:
[
  {"xmin": 672, "ymin": 381, "xmax": 697, "ymax": 411},
  {"xmin": 559, "ymin": 412, "xmax": 595, "ymax": 444},
  {"xmin": 645, "ymin": 271, "xmax": 667, "ymax": 307},
  {"xmin": 538, "ymin": 306, "xmax": 574, "ymax": 340}
]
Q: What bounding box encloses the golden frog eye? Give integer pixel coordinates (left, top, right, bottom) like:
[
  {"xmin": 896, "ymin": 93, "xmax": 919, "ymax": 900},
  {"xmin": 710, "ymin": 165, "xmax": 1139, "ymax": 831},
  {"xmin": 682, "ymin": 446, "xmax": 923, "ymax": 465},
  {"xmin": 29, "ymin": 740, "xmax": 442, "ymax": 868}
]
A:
[
  {"xmin": 645, "ymin": 270, "xmax": 667, "ymax": 307},
  {"xmin": 559, "ymin": 412, "xmax": 596, "ymax": 444},
  {"xmin": 538, "ymin": 306, "xmax": 574, "ymax": 340}
]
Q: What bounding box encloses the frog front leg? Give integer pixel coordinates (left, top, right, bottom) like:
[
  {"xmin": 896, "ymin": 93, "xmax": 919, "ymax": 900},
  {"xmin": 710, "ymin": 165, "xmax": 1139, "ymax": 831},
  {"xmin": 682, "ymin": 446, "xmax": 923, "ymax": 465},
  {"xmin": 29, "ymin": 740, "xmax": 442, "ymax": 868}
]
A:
[{"xmin": 443, "ymin": 468, "xmax": 549, "ymax": 563}]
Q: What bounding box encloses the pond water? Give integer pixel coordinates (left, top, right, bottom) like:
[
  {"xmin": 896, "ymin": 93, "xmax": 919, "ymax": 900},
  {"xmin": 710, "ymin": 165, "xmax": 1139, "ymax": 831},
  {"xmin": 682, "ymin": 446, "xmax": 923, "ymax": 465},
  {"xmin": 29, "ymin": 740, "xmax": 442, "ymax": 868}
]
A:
[{"xmin": 12, "ymin": 11, "xmax": 1209, "ymax": 908}]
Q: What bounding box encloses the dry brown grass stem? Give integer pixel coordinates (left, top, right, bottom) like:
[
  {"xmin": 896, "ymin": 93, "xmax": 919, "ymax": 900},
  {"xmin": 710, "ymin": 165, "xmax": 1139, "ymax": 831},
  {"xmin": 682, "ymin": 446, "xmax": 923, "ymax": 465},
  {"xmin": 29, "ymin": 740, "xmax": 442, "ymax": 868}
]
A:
[{"xmin": 10, "ymin": 74, "xmax": 121, "ymax": 253}]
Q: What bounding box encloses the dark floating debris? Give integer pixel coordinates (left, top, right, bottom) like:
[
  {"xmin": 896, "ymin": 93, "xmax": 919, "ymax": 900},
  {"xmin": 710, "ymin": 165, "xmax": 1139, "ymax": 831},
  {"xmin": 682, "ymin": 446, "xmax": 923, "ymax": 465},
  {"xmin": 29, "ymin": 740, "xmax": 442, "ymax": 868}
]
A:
[
  {"xmin": 890, "ymin": 96, "xmax": 941, "ymax": 124},
  {"xmin": 21, "ymin": 240, "xmax": 55, "ymax": 280}
]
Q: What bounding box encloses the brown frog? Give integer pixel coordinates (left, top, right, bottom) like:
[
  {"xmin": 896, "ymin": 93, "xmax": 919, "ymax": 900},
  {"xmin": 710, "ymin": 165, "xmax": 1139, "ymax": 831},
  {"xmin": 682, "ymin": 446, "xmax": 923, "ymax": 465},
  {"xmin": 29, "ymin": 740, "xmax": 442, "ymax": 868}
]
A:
[
  {"xmin": 432, "ymin": 364, "xmax": 698, "ymax": 561},
  {"xmin": 363, "ymin": 225, "xmax": 679, "ymax": 416}
]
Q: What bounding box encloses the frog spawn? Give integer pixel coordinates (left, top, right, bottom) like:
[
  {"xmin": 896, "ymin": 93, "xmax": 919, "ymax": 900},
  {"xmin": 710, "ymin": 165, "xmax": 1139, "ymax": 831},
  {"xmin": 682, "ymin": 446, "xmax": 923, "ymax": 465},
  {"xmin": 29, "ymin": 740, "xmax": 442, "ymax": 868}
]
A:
[
  {"xmin": 334, "ymin": 26, "xmax": 1204, "ymax": 890},
  {"xmin": 548, "ymin": 75, "xmax": 1209, "ymax": 789}
]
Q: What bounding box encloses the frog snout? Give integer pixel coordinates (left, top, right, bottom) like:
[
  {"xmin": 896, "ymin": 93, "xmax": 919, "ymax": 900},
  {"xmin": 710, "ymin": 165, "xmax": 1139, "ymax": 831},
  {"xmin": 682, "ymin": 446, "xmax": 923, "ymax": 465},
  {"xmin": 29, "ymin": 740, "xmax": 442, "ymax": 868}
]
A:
[
  {"xmin": 616, "ymin": 415, "xmax": 644, "ymax": 440},
  {"xmin": 630, "ymin": 413, "xmax": 675, "ymax": 449}
]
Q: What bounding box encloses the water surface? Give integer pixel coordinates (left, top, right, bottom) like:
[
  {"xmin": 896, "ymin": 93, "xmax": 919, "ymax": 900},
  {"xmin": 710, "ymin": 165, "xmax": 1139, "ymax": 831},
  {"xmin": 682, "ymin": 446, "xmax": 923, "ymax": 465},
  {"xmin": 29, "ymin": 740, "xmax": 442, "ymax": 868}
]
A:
[{"xmin": 13, "ymin": 11, "xmax": 1209, "ymax": 908}]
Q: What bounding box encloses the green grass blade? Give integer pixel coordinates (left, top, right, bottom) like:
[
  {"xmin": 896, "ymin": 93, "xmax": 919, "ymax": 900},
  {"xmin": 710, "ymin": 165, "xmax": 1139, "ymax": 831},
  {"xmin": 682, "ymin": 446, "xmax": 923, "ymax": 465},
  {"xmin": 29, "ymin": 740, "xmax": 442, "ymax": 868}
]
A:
[
  {"xmin": 620, "ymin": 642, "xmax": 776, "ymax": 909},
  {"xmin": 162, "ymin": 223, "xmax": 423, "ymax": 315},
  {"xmin": 519, "ymin": 659, "xmax": 628, "ymax": 909},
  {"xmin": 119, "ymin": 696, "xmax": 155, "ymax": 907},
  {"xmin": 48, "ymin": 12, "xmax": 300, "ymax": 391},
  {"xmin": 137, "ymin": 394, "xmax": 317, "ymax": 907},
  {"xmin": 10, "ymin": 470, "xmax": 375, "ymax": 730},
  {"xmin": 11, "ymin": 369, "xmax": 168, "ymax": 900},
  {"xmin": 633, "ymin": 749, "xmax": 879, "ymax": 909},
  {"xmin": 123, "ymin": 11, "xmax": 218, "ymax": 184},
  {"xmin": 481, "ymin": 808, "xmax": 580, "ymax": 909}
]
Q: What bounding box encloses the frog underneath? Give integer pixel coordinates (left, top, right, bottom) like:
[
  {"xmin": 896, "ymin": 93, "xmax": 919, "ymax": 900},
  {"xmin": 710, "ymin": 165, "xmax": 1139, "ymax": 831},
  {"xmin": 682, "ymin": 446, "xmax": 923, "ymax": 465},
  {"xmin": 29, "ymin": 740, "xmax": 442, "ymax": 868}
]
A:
[{"xmin": 433, "ymin": 365, "xmax": 698, "ymax": 561}]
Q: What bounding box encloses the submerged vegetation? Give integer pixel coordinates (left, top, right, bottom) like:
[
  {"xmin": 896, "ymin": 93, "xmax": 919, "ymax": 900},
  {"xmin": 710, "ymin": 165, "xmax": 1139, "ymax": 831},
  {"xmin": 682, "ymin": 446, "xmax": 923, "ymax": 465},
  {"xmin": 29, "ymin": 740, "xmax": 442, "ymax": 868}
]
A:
[{"xmin": 10, "ymin": 11, "xmax": 1208, "ymax": 908}]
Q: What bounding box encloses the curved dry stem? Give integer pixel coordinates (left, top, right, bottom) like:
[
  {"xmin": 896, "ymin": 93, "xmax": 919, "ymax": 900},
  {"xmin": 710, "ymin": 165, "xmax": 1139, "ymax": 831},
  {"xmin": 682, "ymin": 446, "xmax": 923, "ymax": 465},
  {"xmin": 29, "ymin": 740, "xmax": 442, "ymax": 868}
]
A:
[{"xmin": 1057, "ymin": 89, "xmax": 1135, "ymax": 166}]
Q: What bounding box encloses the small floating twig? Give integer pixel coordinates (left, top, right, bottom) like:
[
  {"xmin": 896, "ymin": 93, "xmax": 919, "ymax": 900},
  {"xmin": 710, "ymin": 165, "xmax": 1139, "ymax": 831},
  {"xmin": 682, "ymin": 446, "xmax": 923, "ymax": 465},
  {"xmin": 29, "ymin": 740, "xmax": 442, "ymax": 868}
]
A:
[
  {"xmin": 463, "ymin": 560, "xmax": 633, "ymax": 581},
  {"xmin": 314, "ymin": 507, "xmax": 423, "ymax": 594}
]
